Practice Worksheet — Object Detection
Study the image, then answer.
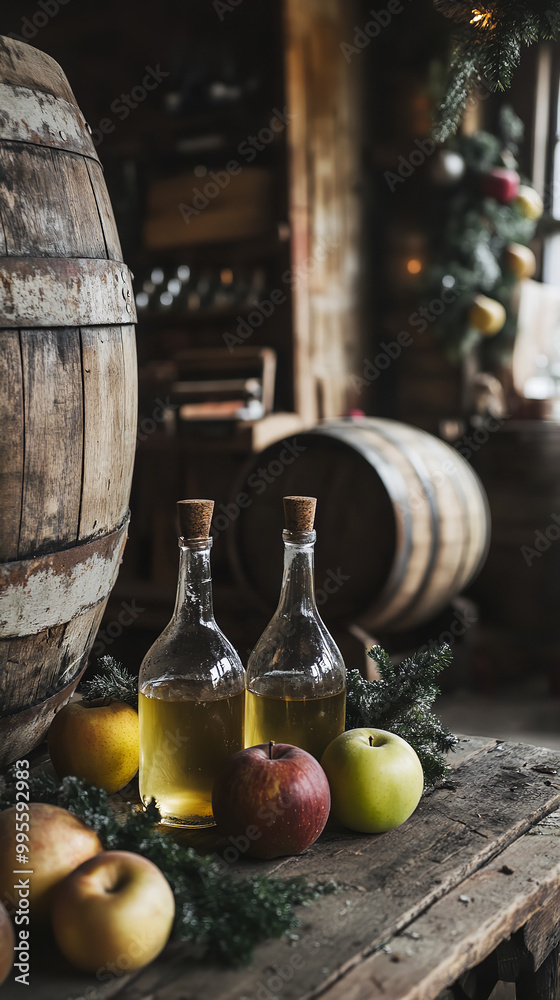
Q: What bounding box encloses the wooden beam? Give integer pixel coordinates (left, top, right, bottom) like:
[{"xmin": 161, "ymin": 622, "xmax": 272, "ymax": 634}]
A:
[{"xmin": 283, "ymin": 0, "xmax": 364, "ymax": 421}]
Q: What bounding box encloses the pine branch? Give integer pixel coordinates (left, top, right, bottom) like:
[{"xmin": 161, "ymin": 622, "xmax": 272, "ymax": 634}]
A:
[
  {"xmin": 0, "ymin": 771, "xmax": 337, "ymax": 965},
  {"xmin": 433, "ymin": 0, "xmax": 560, "ymax": 138},
  {"xmin": 81, "ymin": 656, "xmax": 139, "ymax": 709},
  {"xmin": 345, "ymin": 644, "xmax": 456, "ymax": 786}
]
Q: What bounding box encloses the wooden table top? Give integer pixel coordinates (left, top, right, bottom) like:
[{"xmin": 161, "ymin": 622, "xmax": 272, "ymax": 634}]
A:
[{"xmin": 5, "ymin": 735, "xmax": 560, "ymax": 1000}]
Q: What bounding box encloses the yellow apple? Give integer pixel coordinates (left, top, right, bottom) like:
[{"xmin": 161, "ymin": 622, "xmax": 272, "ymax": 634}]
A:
[
  {"xmin": 51, "ymin": 851, "xmax": 175, "ymax": 974},
  {"xmin": 48, "ymin": 698, "xmax": 139, "ymax": 794},
  {"xmin": 468, "ymin": 294, "xmax": 507, "ymax": 336},
  {"xmin": 514, "ymin": 185, "xmax": 543, "ymax": 220},
  {"xmin": 0, "ymin": 803, "xmax": 103, "ymax": 922},
  {"xmin": 0, "ymin": 901, "xmax": 14, "ymax": 986},
  {"xmin": 504, "ymin": 243, "xmax": 537, "ymax": 280}
]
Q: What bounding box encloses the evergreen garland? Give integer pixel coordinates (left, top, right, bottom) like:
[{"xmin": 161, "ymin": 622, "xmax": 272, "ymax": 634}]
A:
[
  {"xmin": 421, "ymin": 107, "xmax": 540, "ymax": 363},
  {"xmin": 346, "ymin": 644, "xmax": 456, "ymax": 785},
  {"xmin": 433, "ymin": 0, "xmax": 560, "ymax": 139}
]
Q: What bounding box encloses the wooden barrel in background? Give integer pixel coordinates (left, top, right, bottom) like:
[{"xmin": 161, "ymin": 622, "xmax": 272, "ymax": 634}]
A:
[
  {"xmin": 229, "ymin": 418, "xmax": 490, "ymax": 632},
  {"xmin": 0, "ymin": 37, "xmax": 137, "ymax": 766},
  {"xmin": 469, "ymin": 421, "xmax": 560, "ymax": 635}
]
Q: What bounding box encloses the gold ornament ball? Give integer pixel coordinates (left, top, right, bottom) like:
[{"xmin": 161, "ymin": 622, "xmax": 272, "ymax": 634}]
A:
[
  {"xmin": 468, "ymin": 294, "xmax": 507, "ymax": 336},
  {"xmin": 504, "ymin": 243, "xmax": 537, "ymax": 280},
  {"xmin": 514, "ymin": 185, "xmax": 543, "ymax": 220}
]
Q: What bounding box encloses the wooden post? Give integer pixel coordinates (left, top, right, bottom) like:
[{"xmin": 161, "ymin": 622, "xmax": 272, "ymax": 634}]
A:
[
  {"xmin": 517, "ymin": 943, "xmax": 560, "ymax": 1000},
  {"xmin": 283, "ymin": 0, "xmax": 364, "ymax": 422}
]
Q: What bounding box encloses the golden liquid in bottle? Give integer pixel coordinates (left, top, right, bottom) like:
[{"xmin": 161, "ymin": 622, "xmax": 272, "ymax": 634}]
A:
[
  {"xmin": 245, "ymin": 687, "xmax": 346, "ymax": 760},
  {"xmin": 139, "ymin": 680, "xmax": 245, "ymax": 828}
]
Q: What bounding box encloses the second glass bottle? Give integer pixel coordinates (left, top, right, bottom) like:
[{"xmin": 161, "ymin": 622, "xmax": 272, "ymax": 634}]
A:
[{"xmin": 245, "ymin": 495, "xmax": 346, "ymax": 759}]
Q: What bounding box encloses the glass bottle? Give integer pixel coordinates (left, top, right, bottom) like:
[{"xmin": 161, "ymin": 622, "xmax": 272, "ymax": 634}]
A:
[
  {"xmin": 245, "ymin": 496, "xmax": 346, "ymax": 760},
  {"xmin": 139, "ymin": 499, "xmax": 245, "ymax": 828}
]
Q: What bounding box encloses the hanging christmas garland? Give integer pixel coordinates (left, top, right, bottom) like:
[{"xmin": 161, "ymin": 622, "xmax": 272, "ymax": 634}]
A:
[
  {"xmin": 421, "ymin": 106, "xmax": 542, "ymax": 362},
  {"xmin": 433, "ymin": 0, "xmax": 560, "ymax": 139}
]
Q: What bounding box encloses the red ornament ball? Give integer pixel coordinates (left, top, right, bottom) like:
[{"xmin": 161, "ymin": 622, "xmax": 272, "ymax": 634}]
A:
[{"xmin": 481, "ymin": 168, "xmax": 520, "ymax": 204}]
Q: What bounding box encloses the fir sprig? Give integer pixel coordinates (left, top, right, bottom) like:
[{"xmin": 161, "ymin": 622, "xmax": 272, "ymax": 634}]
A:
[
  {"xmin": 345, "ymin": 644, "xmax": 456, "ymax": 785},
  {"xmin": 81, "ymin": 656, "xmax": 139, "ymax": 709},
  {"xmin": 0, "ymin": 772, "xmax": 336, "ymax": 965},
  {"xmin": 433, "ymin": 0, "xmax": 560, "ymax": 139}
]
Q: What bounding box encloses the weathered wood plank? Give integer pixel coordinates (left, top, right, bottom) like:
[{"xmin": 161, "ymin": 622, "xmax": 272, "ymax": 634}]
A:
[
  {"xmin": 318, "ymin": 810, "xmax": 560, "ymax": 1000},
  {"xmin": 445, "ymin": 735, "xmax": 498, "ymax": 768},
  {"xmin": 0, "ymin": 330, "xmax": 23, "ymax": 561},
  {"xmin": 0, "ymin": 144, "xmax": 106, "ymax": 257},
  {"xmin": 79, "ymin": 328, "xmax": 129, "ymax": 540},
  {"xmin": 18, "ymin": 329, "xmax": 83, "ymax": 557},
  {"xmin": 85, "ymin": 159, "xmax": 123, "ymax": 261},
  {"xmin": 108, "ymin": 741, "xmax": 560, "ymax": 1000}
]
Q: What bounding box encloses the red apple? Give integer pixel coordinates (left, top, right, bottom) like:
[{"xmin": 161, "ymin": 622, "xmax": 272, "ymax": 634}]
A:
[
  {"xmin": 0, "ymin": 901, "xmax": 14, "ymax": 986},
  {"xmin": 212, "ymin": 742, "xmax": 330, "ymax": 859},
  {"xmin": 51, "ymin": 851, "xmax": 175, "ymax": 973},
  {"xmin": 0, "ymin": 804, "xmax": 103, "ymax": 921}
]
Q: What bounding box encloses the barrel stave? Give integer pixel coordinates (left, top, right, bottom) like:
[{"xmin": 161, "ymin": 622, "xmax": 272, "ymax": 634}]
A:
[
  {"xmin": 0, "ymin": 329, "xmax": 23, "ymax": 560},
  {"xmin": 80, "ymin": 325, "xmax": 137, "ymax": 541},
  {"xmin": 0, "ymin": 144, "xmax": 106, "ymax": 258},
  {"xmin": 18, "ymin": 328, "xmax": 83, "ymax": 557}
]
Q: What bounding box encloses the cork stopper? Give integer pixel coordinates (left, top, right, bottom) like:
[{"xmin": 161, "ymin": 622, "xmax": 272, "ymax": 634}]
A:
[
  {"xmin": 177, "ymin": 499, "xmax": 214, "ymax": 539},
  {"xmin": 283, "ymin": 496, "xmax": 317, "ymax": 533}
]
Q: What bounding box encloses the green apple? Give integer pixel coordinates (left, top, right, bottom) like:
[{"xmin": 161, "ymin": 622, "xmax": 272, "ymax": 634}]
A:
[{"xmin": 320, "ymin": 728, "xmax": 424, "ymax": 833}]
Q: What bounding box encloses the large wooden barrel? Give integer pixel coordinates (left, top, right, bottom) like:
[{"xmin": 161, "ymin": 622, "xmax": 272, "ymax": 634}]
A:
[
  {"xmin": 469, "ymin": 421, "xmax": 560, "ymax": 636},
  {"xmin": 229, "ymin": 418, "xmax": 490, "ymax": 632},
  {"xmin": 0, "ymin": 37, "xmax": 137, "ymax": 766}
]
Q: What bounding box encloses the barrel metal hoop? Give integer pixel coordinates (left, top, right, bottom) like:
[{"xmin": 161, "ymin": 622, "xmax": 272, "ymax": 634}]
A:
[
  {"xmin": 309, "ymin": 422, "xmax": 414, "ymax": 616},
  {"xmin": 0, "ymin": 82, "xmax": 99, "ymax": 160},
  {"xmin": 0, "ymin": 258, "xmax": 137, "ymax": 327},
  {"xmin": 0, "ymin": 516, "xmax": 129, "ymax": 637}
]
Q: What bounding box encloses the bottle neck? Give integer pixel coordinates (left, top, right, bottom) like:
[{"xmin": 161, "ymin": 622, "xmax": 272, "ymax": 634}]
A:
[
  {"xmin": 173, "ymin": 538, "xmax": 215, "ymax": 625},
  {"xmin": 276, "ymin": 529, "xmax": 318, "ymax": 617}
]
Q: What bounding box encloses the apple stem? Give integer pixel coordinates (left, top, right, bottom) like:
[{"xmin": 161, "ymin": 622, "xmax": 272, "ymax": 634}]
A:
[
  {"xmin": 268, "ymin": 741, "xmax": 275, "ymax": 759},
  {"xmin": 369, "ymin": 735, "xmax": 374, "ymax": 746}
]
